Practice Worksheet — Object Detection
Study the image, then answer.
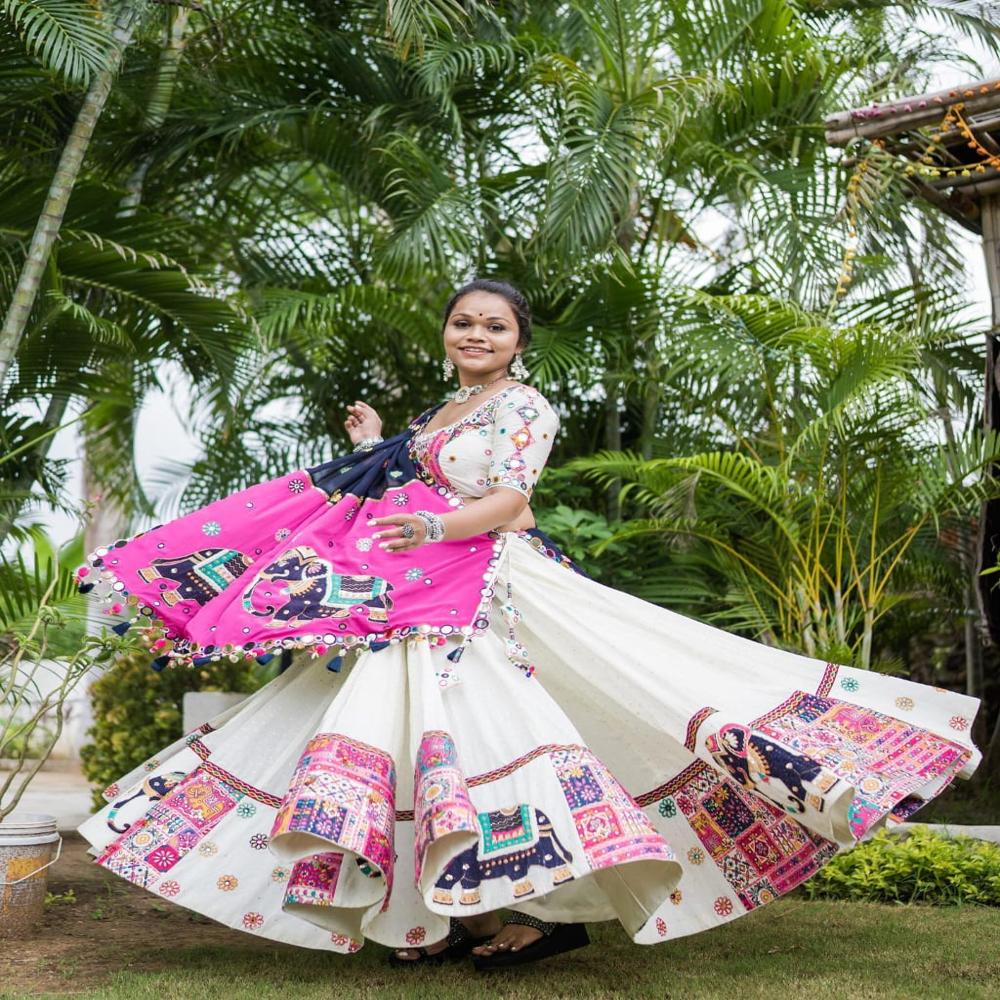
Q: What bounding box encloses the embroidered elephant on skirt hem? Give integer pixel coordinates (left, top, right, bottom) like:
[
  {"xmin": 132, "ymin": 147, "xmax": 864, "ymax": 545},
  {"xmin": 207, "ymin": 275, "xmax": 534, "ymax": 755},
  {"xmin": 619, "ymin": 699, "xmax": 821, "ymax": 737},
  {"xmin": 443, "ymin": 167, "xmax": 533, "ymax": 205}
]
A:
[
  {"xmin": 241, "ymin": 545, "xmax": 394, "ymax": 628},
  {"xmin": 137, "ymin": 548, "xmax": 254, "ymax": 607},
  {"xmin": 431, "ymin": 804, "xmax": 574, "ymax": 906},
  {"xmin": 106, "ymin": 771, "xmax": 186, "ymax": 834},
  {"xmin": 704, "ymin": 722, "xmax": 837, "ymax": 816}
]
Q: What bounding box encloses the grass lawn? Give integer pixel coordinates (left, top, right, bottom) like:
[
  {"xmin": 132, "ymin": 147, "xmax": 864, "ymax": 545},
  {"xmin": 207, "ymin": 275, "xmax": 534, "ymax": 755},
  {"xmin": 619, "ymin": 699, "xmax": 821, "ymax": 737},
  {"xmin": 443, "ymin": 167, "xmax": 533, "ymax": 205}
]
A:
[{"xmin": 4, "ymin": 836, "xmax": 998, "ymax": 1000}]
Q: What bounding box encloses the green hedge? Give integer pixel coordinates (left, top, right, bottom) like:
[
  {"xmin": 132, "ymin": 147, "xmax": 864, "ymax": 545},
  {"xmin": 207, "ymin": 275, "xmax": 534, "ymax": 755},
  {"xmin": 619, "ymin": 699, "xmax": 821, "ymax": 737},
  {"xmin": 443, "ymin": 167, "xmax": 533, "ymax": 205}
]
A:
[
  {"xmin": 802, "ymin": 827, "xmax": 1000, "ymax": 906},
  {"xmin": 80, "ymin": 652, "xmax": 271, "ymax": 810}
]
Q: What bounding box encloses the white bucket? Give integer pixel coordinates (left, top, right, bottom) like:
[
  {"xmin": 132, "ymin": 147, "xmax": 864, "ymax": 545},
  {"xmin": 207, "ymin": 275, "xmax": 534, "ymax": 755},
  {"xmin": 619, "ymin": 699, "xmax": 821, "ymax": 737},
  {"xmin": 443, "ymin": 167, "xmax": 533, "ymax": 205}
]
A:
[{"xmin": 0, "ymin": 812, "xmax": 62, "ymax": 937}]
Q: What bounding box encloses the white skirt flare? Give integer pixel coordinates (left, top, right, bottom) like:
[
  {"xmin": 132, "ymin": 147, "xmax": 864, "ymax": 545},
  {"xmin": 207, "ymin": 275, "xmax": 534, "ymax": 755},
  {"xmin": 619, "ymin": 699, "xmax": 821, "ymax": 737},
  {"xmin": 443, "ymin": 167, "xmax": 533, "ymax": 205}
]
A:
[{"xmin": 79, "ymin": 531, "xmax": 981, "ymax": 952}]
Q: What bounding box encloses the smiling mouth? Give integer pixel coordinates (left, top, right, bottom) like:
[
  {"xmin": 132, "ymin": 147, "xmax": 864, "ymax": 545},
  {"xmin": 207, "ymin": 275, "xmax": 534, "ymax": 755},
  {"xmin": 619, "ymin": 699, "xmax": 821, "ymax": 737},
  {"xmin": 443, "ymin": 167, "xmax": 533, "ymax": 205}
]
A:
[{"xmin": 459, "ymin": 346, "xmax": 493, "ymax": 354}]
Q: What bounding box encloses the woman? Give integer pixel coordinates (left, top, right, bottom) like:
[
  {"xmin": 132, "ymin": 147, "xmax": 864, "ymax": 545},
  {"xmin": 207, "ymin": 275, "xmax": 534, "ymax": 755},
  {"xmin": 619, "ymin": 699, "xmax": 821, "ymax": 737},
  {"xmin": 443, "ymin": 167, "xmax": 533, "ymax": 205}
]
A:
[{"xmin": 77, "ymin": 278, "xmax": 981, "ymax": 971}]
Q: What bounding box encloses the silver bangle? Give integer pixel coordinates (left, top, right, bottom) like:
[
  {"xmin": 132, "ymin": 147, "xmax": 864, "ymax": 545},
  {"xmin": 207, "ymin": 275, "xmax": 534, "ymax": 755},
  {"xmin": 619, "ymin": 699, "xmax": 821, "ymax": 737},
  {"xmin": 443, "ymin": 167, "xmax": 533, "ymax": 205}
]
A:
[
  {"xmin": 353, "ymin": 435, "xmax": 384, "ymax": 452},
  {"xmin": 413, "ymin": 509, "xmax": 446, "ymax": 543}
]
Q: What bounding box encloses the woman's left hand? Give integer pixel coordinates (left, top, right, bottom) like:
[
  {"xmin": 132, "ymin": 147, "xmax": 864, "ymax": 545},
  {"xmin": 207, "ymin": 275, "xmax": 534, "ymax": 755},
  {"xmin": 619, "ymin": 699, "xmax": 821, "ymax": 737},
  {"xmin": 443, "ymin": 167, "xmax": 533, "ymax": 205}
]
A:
[{"xmin": 370, "ymin": 514, "xmax": 427, "ymax": 552}]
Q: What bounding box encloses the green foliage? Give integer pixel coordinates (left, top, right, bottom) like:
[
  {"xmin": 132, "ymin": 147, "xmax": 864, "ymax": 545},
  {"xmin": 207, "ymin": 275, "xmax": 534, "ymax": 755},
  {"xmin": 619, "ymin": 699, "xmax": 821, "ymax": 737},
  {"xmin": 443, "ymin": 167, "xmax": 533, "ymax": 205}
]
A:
[
  {"xmin": 0, "ymin": 531, "xmax": 133, "ymax": 819},
  {"xmin": 1, "ymin": 0, "xmax": 113, "ymax": 85},
  {"xmin": 44, "ymin": 887, "xmax": 76, "ymax": 906},
  {"xmin": 0, "ymin": 714, "xmax": 55, "ymax": 757},
  {"xmin": 570, "ymin": 294, "xmax": 1000, "ymax": 666},
  {"xmin": 79, "ymin": 651, "xmax": 269, "ymax": 811},
  {"xmin": 803, "ymin": 827, "xmax": 1000, "ymax": 906}
]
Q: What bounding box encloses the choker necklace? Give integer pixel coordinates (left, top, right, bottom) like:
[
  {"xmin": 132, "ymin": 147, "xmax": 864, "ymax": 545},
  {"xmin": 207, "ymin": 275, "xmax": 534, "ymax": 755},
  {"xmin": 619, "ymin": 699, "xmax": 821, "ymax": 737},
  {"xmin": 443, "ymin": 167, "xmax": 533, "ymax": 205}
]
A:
[{"xmin": 452, "ymin": 372, "xmax": 509, "ymax": 404}]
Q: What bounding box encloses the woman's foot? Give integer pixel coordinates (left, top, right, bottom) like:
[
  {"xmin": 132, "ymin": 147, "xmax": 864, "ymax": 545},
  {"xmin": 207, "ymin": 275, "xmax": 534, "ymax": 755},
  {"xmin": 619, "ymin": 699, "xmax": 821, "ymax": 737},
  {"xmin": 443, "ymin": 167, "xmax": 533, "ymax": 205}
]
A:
[
  {"xmin": 469, "ymin": 921, "xmax": 543, "ymax": 957},
  {"xmin": 392, "ymin": 937, "xmax": 451, "ymax": 962},
  {"xmin": 393, "ymin": 914, "xmax": 503, "ymax": 962},
  {"xmin": 472, "ymin": 920, "xmax": 590, "ymax": 971}
]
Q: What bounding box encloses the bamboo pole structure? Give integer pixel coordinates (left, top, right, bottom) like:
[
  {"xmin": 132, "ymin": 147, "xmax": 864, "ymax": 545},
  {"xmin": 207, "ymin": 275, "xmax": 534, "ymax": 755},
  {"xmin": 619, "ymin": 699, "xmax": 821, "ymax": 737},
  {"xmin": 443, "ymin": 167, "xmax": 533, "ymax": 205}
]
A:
[
  {"xmin": 825, "ymin": 78, "xmax": 1000, "ymax": 146},
  {"xmin": 980, "ymin": 194, "xmax": 1000, "ymax": 771}
]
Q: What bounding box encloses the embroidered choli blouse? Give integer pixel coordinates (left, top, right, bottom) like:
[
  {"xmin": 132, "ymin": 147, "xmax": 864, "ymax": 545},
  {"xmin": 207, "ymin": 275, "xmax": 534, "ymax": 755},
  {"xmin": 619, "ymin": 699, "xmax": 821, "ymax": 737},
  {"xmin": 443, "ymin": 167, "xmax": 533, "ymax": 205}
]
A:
[{"xmin": 408, "ymin": 384, "xmax": 559, "ymax": 500}]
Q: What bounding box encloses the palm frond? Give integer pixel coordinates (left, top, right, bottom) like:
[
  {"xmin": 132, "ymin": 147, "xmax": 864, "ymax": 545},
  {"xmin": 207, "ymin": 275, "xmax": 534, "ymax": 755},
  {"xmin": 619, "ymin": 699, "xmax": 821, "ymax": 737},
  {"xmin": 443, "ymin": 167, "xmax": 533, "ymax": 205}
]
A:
[{"xmin": 1, "ymin": 0, "xmax": 112, "ymax": 85}]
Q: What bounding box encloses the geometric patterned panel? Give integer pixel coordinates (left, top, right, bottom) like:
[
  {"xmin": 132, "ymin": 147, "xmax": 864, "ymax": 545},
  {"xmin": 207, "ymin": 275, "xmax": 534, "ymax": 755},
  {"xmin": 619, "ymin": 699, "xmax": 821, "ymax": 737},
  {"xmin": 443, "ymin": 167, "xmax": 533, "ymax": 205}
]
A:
[
  {"xmin": 551, "ymin": 747, "xmax": 675, "ymax": 870},
  {"xmin": 270, "ymin": 733, "xmax": 396, "ymax": 906},
  {"xmin": 750, "ymin": 692, "xmax": 972, "ymax": 838},
  {"xmin": 284, "ymin": 851, "xmax": 344, "ymax": 908},
  {"xmin": 96, "ymin": 767, "xmax": 243, "ymax": 889},
  {"xmin": 412, "ymin": 730, "xmax": 477, "ymax": 883},
  {"xmin": 668, "ymin": 759, "xmax": 839, "ymax": 913}
]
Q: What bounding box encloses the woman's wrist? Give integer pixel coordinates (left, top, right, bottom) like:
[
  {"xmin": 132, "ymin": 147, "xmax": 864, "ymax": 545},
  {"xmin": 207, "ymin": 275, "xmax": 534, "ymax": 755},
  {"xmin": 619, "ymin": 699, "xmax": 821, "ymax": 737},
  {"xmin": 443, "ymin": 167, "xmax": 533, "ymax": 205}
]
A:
[
  {"xmin": 413, "ymin": 510, "xmax": 446, "ymax": 543},
  {"xmin": 353, "ymin": 434, "xmax": 384, "ymax": 452}
]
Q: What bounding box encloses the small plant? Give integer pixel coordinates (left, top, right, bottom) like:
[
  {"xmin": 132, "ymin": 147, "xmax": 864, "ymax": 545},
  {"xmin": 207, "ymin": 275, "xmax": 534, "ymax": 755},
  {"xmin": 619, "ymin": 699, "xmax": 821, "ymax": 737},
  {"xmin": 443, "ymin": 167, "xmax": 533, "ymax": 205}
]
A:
[
  {"xmin": 1, "ymin": 545, "xmax": 136, "ymax": 821},
  {"xmin": 44, "ymin": 888, "xmax": 76, "ymax": 906},
  {"xmin": 802, "ymin": 826, "xmax": 1000, "ymax": 906},
  {"xmin": 0, "ymin": 715, "xmax": 57, "ymax": 759}
]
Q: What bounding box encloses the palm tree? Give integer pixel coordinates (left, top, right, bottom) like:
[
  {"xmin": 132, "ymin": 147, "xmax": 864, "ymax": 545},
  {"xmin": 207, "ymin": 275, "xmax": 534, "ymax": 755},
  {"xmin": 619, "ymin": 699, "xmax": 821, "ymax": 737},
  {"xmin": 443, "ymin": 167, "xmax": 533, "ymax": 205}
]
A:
[
  {"xmin": 570, "ymin": 293, "xmax": 1000, "ymax": 667},
  {"xmin": 0, "ymin": 0, "xmax": 147, "ymax": 383}
]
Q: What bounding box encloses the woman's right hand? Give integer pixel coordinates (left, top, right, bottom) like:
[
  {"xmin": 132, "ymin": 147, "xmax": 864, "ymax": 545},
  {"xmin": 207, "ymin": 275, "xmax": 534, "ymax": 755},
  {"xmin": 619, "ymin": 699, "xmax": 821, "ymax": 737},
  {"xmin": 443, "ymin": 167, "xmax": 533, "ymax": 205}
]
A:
[{"xmin": 344, "ymin": 400, "xmax": 383, "ymax": 445}]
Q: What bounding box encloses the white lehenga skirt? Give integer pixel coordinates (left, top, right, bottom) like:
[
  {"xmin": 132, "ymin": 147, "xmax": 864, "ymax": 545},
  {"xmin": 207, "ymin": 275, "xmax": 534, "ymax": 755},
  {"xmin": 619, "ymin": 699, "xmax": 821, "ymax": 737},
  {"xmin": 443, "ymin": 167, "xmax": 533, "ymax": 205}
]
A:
[{"xmin": 78, "ymin": 530, "xmax": 981, "ymax": 952}]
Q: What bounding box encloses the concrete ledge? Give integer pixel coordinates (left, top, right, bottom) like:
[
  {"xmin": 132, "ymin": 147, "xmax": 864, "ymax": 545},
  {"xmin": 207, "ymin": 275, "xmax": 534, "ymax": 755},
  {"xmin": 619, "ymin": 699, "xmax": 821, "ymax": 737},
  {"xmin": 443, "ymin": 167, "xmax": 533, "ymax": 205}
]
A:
[{"xmin": 893, "ymin": 822, "xmax": 1000, "ymax": 844}]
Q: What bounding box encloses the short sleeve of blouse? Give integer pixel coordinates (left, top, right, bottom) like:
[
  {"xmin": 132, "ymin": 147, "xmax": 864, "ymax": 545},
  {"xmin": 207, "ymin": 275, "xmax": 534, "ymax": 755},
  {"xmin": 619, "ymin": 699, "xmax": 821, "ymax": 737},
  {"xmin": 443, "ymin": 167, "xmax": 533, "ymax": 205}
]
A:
[{"xmin": 486, "ymin": 387, "xmax": 559, "ymax": 498}]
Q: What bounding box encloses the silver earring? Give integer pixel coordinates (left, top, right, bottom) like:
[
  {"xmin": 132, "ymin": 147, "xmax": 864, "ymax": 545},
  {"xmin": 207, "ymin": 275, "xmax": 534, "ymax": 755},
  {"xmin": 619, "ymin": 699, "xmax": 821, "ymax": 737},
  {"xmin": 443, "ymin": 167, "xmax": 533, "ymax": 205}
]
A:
[
  {"xmin": 510, "ymin": 353, "xmax": 529, "ymax": 380},
  {"xmin": 441, "ymin": 356, "xmax": 455, "ymax": 380}
]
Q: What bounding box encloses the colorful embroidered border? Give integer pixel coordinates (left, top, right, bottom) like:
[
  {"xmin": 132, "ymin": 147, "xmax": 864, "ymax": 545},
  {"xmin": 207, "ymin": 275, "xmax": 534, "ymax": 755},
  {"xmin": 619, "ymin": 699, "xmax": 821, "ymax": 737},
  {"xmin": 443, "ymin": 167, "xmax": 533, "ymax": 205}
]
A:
[
  {"xmin": 413, "ymin": 730, "xmax": 477, "ymax": 882},
  {"xmin": 750, "ymin": 691, "xmax": 809, "ymax": 728},
  {"xmin": 188, "ymin": 738, "xmax": 283, "ymax": 808},
  {"xmin": 178, "ymin": 695, "xmax": 974, "ymax": 835},
  {"xmin": 180, "ymin": 736, "xmax": 596, "ymax": 823},
  {"xmin": 743, "ymin": 691, "xmax": 972, "ymax": 839},
  {"xmin": 270, "ymin": 732, "xmax": 397, "ymax": 908},
  {"xmin": 816, "ymin": 662, "xmax": 839, "ymax": 696},
  {"xmin": 684, "ymin": 707, "xmax": 717, "ymax": 752},
  {"xmin": 635, "ymin": 759, "xmax": 705, "ymax": 807},
  {"xmin": 397, "ymin": 743, "xmax": 583, "ymax": 821},
  {"xmin": 667, "ymin": 757, "xmax": 839, "ymax": 913}
]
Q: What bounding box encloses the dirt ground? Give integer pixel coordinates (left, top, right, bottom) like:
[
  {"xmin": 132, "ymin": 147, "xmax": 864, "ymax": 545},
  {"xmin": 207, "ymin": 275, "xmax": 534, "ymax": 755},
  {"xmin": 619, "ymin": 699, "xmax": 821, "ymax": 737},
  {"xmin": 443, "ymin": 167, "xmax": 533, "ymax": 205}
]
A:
[{"xmin": 1, "ymin": 834, "xmax": 302, "ymax": 995}]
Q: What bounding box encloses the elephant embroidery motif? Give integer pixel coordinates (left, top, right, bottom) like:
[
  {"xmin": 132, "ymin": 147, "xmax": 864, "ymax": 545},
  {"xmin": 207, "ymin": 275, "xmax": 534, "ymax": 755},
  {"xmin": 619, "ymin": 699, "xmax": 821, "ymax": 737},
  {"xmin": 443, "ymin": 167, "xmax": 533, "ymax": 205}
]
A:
[
  {"xmin": 106, "ymin": 771, "xmax": 186, "ymax": 834},
  {"xmin": 241, "ymin": 546, "xmax": 394, "ymax": 628},
  {"xmin": 704, "ymin": 722, "xmax": 835, "ymax": 815},
  {"xmin": 137, "ymin": 549, "xmax": 254, "ymax": 606},
  {"xmin": 432, "ymin": 804, "xmax": 574, "ymax": 906}
]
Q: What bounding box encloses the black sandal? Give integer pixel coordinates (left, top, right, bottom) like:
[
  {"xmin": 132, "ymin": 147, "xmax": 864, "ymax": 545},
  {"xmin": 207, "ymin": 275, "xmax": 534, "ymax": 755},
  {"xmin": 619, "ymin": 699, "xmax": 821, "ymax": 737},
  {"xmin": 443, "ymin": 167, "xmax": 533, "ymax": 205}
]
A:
[
  {"xmin": 472, "ymin": 911, "xmax": 590, "ymax": 971},
  {"xmin": 388, "ymin": 918, "xmax": 494, "ymax": 967}
]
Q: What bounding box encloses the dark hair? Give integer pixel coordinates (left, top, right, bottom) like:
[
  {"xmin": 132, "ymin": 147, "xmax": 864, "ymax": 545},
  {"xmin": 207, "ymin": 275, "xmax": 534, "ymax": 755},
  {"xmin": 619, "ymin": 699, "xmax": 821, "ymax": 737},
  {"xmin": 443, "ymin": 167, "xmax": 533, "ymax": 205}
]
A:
[{"xmin": 441, "ymin": 278, "xmax": 532, "ymax": 349}]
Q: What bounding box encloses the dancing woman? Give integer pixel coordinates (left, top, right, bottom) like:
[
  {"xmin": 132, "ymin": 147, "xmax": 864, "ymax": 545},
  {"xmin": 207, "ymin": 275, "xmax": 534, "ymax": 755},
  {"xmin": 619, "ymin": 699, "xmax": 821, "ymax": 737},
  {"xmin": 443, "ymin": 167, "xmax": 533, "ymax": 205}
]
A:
[{"xmin": 77, "ymin": 279, "xmax": 981, "ymax": 971}]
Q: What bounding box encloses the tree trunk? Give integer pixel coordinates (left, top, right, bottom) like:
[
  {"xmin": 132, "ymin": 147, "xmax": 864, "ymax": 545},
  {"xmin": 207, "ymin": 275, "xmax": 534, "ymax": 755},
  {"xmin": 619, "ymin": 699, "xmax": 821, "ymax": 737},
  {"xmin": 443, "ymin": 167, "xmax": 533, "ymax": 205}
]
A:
[
  {"xmin": 118, "ymin": 6, "xmax": 190, "ymax": 216},
  {"xmin": 639, "ymin": 378, "xmax": 658, "ymax": 460},
  {"xmin": 0, "ymin": 1, "xmax": 145, "ymax": 386},
  {"xmin": 603, "ymin": 376, "xmax": 622, "ymax": 521},
  {"xmin": 82, "ymin": 414, "xmax": 136, "ymax": 557}
]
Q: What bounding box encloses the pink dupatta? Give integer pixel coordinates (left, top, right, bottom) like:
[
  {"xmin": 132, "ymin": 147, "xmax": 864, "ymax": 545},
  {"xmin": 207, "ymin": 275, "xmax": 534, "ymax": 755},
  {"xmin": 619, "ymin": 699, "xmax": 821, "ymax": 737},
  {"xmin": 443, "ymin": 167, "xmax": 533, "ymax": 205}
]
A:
[{"xmin": 77, "ymin": 405, "xmax": 502, "ymax": 670}]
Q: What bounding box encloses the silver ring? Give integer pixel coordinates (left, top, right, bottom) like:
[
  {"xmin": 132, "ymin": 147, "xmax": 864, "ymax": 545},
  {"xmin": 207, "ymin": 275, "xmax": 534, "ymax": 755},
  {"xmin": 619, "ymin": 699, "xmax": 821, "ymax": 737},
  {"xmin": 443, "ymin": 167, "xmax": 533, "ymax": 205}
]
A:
[{"xmin": 400, "ymin": 522, "xmax": 415, "ymax": 539}]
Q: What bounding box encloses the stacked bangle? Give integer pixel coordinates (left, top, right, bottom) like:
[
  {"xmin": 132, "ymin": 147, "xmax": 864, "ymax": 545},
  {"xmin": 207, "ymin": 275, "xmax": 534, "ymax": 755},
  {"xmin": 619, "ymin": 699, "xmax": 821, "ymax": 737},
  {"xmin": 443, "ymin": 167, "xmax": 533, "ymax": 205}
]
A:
[
  {"xmin": 413, "ymin": 509, "xmax": 446, "ymax": 543},
  {"xmin": 353, "ymin": 435, "xmax": 384, "ymax": 452}
]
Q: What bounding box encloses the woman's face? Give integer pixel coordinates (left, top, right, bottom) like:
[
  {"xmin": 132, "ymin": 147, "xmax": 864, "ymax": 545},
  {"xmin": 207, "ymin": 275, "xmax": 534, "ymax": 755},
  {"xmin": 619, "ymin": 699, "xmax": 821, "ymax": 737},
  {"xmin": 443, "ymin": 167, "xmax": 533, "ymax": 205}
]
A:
[{"xmin": 443, "ymin": 290, "xmax": 521, "ymax": 382}]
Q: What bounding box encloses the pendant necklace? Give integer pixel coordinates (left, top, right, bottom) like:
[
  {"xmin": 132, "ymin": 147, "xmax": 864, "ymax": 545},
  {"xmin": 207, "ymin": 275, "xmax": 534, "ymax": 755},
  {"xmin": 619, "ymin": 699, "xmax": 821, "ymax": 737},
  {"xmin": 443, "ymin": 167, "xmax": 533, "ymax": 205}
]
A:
[{"xmin": 451, "ymin": 371, "xmax": 509, "ymax": 404}]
